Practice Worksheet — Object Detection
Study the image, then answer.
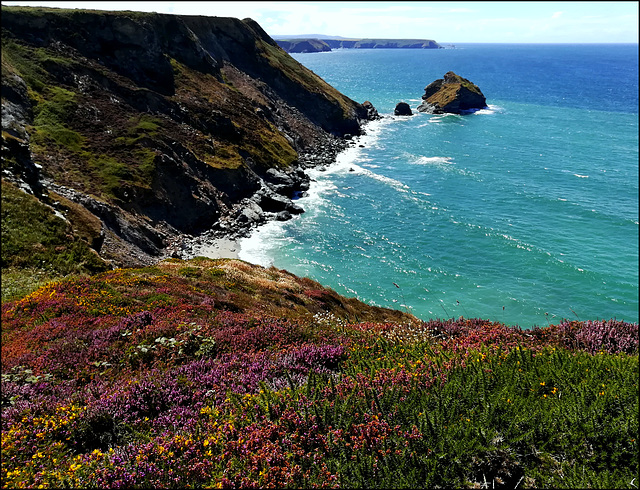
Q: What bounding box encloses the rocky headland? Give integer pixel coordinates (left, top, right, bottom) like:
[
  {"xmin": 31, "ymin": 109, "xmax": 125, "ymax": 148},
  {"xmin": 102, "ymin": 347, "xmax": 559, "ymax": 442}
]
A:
[
  {"xmin": 416, "ymin": 71, "xmax": 487, "ymax": 114},
  {"xmin": 1, "ymin": 6, "xmax": 380, "ymax": 270},
  {"xmin": 276, "ymin": 37, "xmax": 442, "ymax": 53}
]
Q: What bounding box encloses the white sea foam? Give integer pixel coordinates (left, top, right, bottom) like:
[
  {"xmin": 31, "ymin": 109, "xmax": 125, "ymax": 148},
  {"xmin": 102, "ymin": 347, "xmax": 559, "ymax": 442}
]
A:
[
  {"xmin": 238, "ymin": 220, "xmax": 291, "ymax": 267},
  {"xmin": 406, "ymin": 153, "xmax": 481, "ymax": 181},
  {"xmin": 239, "ymin": 116, "xmax": 397, "ymax": 266},
  {"xmin": 574, "ymin": 173, "xmax": 589, "ymax": 178},
  {"xmin": 411, "ymin": 156, "xmax": 455, "ymax": 165},
  {"xmin": 353, "ymin": 166, "xmax": 410, "ymax": 193},
  {"xmin": 428, "ymin": 114, "xmax": 461, "ymax": 124},
  {"xmin": 474, "ymin": 104, "xmax": 503, "ymax": 115}
]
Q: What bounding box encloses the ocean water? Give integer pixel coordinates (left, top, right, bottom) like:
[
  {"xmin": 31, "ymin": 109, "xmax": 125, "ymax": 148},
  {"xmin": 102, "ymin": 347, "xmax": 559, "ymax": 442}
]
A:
[{"xmin": 239, "ymin": 44, "xmax": 639, "ymax": 328}]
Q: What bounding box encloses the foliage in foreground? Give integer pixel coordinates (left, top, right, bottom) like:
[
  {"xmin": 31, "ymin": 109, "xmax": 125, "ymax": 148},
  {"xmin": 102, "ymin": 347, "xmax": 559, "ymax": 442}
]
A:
[{"xmin": 1, "ymin": 258, "xmax": 638, "ymax": 488}]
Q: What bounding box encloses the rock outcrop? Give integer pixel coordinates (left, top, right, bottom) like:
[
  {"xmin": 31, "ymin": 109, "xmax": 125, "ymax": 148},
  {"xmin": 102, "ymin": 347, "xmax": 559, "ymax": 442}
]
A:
[
  {"xmin": 275, "ymin": 39, "xmax": 331, "ymax": 53},
  {"xmin": 1, "ymin": 6, "xmax": 379, "ymax": 268},
  {"xmin": 362, "ymin": 101, "xmax": 381, "ymax": 120},
  {"xmin": 394, "ymin": 102, "xmax": 413, "ymax": 116},
  {"xmin": 416, "ymin": 71, "xmax": 487, "ymax": 114}
]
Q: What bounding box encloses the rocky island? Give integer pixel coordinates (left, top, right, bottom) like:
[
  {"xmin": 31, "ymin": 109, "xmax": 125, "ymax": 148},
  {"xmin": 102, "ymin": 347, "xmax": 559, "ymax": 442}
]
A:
[
  {"xmin": 276, "ymin": 37, "xmax": 442, "ymax": 53},
  {"xmin": 1, "ymin": 6, "xmax": 379, "ymax": 271},
  {"xmin": 416, "ymin": 71, "xmax": 487, "ymax": 114}
]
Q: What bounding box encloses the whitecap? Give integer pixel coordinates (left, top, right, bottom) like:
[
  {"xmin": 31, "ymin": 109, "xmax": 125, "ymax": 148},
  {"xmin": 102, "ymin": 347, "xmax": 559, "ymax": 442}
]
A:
[
  {"xmin": 474, "ymin": 104, "xmax": 503, "ymax": 115},
  {"xmin": 349, "ymin": 166, "xmax": 410, "ymax": 193},
  {"xmin": 411, "ymin": 156, "xmax": 455, "ymax": 165},
  {"xmin": 573, "ymin": 173, "xmax": 589, "ymax": 178},
  {"xmin": 429, "ymin": 114, "xmax": 461, "ymax": 123}
]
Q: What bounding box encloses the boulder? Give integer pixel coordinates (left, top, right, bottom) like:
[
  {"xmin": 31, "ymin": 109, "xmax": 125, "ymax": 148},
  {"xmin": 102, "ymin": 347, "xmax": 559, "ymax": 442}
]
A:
[
  {"xmin": 255, "ymin": 187, "xmax": 304, "ymax": 215},
  {"xmin": 394, "ymin": 102, "xmax": 413, "ymax": 116},
  {"xmin": 362, "ymin": 100, "xmax": 381, "ymax": 120},
  {"xmin": 276, "ymin": 210, "xmax": 292, "ymax": 221},
  {"xmin": 236, "ymin": 199, "xmax": 264, "ymax": 225},
  {"xmin": 416, "ymin": 71, "xmax": 487, "ymax": 114}
]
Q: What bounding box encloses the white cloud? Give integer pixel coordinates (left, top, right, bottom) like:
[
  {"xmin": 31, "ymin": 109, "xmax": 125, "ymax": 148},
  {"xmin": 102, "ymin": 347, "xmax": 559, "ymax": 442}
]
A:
[{"xmin": 1, "ymin": 1, "xmax": 638, "ymax": 43}]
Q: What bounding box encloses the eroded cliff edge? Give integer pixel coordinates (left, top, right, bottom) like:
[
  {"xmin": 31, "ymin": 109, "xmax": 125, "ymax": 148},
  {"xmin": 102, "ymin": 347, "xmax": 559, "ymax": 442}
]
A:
[{"xmin": 1, "ymin": 6, "xmax": 378, "ymax": 268}]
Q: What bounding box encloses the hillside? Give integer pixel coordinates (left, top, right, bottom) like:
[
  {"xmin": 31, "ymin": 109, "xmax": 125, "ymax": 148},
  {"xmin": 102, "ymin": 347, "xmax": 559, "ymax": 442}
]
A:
[
  {"xmin": 1, "ymin": 257, "xmax": 637, "ymax": 488},
  {"xmin": 1, "ymin": 6, "xmax": 377, "ymax": 281}
]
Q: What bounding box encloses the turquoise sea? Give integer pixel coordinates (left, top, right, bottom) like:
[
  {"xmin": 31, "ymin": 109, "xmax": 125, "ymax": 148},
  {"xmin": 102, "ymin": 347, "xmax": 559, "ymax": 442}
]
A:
[{"xmin": 239, "ymin": 44, "xmax": 639, "ymax": 328}]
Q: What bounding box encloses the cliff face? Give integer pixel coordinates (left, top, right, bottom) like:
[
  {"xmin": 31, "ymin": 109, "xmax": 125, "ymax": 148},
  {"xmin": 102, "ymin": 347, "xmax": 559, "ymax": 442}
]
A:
[{"xmin": 1, "ymin": 6, "xmax": 375, "ymax": 268}]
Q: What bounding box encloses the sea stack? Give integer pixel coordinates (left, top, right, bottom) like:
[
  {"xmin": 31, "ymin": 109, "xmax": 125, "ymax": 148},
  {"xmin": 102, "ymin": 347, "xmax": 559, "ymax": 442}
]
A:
[
  {"xmin": 416, "ymin": 71, "xmax": 487, "ymax": 114},
  {"xmin": 394, "ymin": 102, "xmax": 413, "ymax": 116}
]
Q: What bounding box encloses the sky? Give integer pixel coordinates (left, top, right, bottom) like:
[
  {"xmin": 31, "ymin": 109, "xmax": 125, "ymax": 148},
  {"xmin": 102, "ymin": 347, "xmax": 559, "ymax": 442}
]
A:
[{"xmin": 1, "ymin": 1, "xmax": 638, "ymax": 43}]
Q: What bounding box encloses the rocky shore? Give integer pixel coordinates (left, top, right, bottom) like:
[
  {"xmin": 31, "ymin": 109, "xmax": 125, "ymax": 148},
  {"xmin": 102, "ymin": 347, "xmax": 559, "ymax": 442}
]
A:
[
  {"xmin": 168, "ymin": 103, "xmax": 381, "ymax": 261},
  {"xmin": 167, "ymin": 133, "xmax": 359, "ymax": 260}
]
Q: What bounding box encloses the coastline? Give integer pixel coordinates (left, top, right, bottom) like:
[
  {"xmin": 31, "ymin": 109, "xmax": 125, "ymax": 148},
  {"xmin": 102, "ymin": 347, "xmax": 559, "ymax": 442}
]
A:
[{"xmin": 173, "ymin": 119, "xmax": 379, "ymax": 264}]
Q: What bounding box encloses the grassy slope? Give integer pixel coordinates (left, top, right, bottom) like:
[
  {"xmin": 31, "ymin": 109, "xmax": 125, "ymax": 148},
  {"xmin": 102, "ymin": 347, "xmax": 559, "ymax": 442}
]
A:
[
  {"xmin": 1, "ymin": 180, "xmax": 110, "ymax": 301},
  {"xmin": 1, "ymin": 258, "xmax": 637, "ymax": 488}
]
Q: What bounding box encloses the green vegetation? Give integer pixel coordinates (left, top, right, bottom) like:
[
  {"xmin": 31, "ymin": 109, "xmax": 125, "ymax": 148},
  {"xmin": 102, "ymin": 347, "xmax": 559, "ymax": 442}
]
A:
[
  {"xmin": 1, "ymin": 38, "xmax": 72, "ymax": 93},
  {"xmin": 255, "ymin": 127, "xmax": 298, "ymax": 168},
  {"xmin": 1, "ymin": 258, "xmax": 637, "ymax": 488},
  {"xmin": 31, "ymin": 86, "xmax": 84, "ymax": 152},
  {"xmin": 114, "ymin": 114, "xmax": 162, "ymax": 147},
  {"xmin": 0, "ymin": 180, "xmax": 109, "ymax": 301},
  {"xmin": 204, "ymin": 142, "xmax": 244, "ymax": 169},
  {"xmin": 257, "ymin": 38, "xmax": 354, "ymax": 118}
]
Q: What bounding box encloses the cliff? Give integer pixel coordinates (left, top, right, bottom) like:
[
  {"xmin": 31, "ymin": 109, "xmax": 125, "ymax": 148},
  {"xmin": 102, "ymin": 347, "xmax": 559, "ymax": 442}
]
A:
[
  {"xmin": 1, "ymin": 6, "xmax": 377, "ymax": 272},
  {"xmin": 275, "ymin": 38, "xmax": 332, "ymax": 54},
  {"xmin": 276, "ymin": 38, "xmax": 442, "ymax": 53}
]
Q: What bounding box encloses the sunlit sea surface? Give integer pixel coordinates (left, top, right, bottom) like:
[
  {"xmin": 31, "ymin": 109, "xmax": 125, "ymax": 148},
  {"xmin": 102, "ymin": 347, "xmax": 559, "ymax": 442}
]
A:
[{"xmin": 239, "ymin": 44, "xmax": 639, "ymax": 328}]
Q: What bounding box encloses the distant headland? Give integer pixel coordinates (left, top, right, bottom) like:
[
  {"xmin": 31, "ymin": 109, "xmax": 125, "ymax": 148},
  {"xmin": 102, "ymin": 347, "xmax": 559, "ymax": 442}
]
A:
[{"xmin": 275, "ymin": 36, "xmax": 442, "ymax": 53}]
